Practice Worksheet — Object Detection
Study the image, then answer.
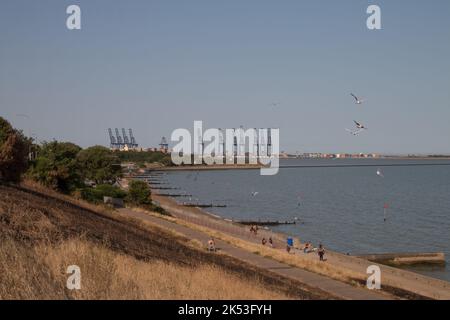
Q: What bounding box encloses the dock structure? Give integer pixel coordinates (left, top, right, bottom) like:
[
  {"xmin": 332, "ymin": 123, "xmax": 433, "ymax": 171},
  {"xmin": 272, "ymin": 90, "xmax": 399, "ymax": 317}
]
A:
[
  {"xmin": 108, "ymin": 128, "xmax": 138, "ymax": 150},
  {"xmin": 159, "ymin": 137, "xmax": 169, "ymax": 153},
  {"xmin": 356, "ymin": 252, "xmax": 446, "ymax": 266}
]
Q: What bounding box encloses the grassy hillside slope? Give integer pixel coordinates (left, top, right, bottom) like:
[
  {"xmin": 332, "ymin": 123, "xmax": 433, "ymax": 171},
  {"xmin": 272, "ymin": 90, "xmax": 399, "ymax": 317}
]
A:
[{"xmin": 0, "ymin": 183, "xmax": 330, "ymax": 299}]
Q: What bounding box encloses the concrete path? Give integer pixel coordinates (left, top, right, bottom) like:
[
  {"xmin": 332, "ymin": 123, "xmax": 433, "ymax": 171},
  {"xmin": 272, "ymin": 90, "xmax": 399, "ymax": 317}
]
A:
[{"xmin": 119, "ymin": 208, "xmax": 391, "ymax": 300}]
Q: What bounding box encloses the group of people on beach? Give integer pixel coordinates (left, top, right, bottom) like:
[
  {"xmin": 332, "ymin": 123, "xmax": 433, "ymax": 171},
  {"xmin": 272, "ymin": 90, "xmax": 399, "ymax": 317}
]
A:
[
  {"xmin": 211, "ymin": 225, "xmax": 326, "ymax": 261},
  {"xmin": 250, "ymin": 225, "xmax": 275, "ymax": 248},
  {"xmin": 249, "ymin": 225, "xmax": 259, "ymax": 235},
  {"xmin": 302, "ymin": 242, "xmax": 326, "ymax": 261},
  {"xmin": 285, "ymin": 240, "xmax": 326, "ymax": 261},
  {"xmin": 261, "ymin": 237, "xmax": 274, "ymax": 248}
]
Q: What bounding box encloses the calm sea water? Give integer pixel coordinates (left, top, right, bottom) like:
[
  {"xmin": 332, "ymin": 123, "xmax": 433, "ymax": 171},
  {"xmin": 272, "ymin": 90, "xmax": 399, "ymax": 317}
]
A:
[{"xmin": 161, "ymin": 159, "xmax": 450, "ymax": 282}]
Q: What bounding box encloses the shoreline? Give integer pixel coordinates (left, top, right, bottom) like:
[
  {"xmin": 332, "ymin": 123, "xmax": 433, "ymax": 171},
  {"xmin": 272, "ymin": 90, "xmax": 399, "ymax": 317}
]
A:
[
  {"xmin": 149, "ymin": 164, "xmax": 263, "ymax": 171},
  {"xmin": 148, "ymin": 184, "xmax": 450, "ymax": 299},
  {"xmin": 148, "ymin": 158, "xmax": 450, "ymax": 172},
  {"xmin": 143, "ymin": 167, "xmax": 450, "ymax": 273}
]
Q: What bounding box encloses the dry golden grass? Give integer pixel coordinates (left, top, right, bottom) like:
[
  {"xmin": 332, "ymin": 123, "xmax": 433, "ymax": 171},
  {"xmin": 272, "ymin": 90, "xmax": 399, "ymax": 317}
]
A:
[
  {"xmin": 0, "ymin": 183, "xmax": 330, "ymax": 300},
  {"xmin": 0, "ymin": 238, "xmax": 289, "ymax": 300},
  {"xmin": 0, "ymin": 238, "xmax": 63, "ymax": 299}
]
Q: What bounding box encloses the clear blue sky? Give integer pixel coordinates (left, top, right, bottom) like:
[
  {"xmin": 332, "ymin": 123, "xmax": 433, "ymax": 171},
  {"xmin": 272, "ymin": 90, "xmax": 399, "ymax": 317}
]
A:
[{"xmin": 1, "ymin": 0, "xmax": 449, "ymax": 154}]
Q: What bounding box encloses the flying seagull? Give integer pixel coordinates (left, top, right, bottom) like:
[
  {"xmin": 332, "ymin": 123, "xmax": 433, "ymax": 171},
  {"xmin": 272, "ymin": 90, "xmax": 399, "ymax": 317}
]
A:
[
  {"xmin": 345, "ymin": 121, "xmax": 367, "ymax": 136},
  {"xmin": 353, "ymin": 120, "xmax": 367, "ymax": 130},
  {"xmin": 251, "ymin": 191, "xmax": 259, "ymax": 197},
  {"xmin": 350, "ymin": 93, "xmax": 365, "ymax": 105},
  {"xmin": 376, "ymin": 168, "xmax": 384, "ymax": 178}
]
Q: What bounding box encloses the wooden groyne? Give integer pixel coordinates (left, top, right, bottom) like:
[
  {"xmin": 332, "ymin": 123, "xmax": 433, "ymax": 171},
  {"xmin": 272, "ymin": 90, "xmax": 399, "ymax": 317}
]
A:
[
  {"xmin": 157, "ymin": 194, "xmax": 192, "ymax": 198},
  {"xmin": 150, "ymin": 187, "xmax": 179, "ymax": 190},
  {"xmin": 356, "ymin": 252, "xmax": 446, "ymax": 266},
  {"xmin": 182, "ymin": 203, "xmax": 227, "ymax": 208},
  {"xmin": 236, "ymin": 220, "xmax": 297, "ymax": 226},
  {"xmin": 132, "ymin": 175, "xmax": 161, "ymax": 179}
]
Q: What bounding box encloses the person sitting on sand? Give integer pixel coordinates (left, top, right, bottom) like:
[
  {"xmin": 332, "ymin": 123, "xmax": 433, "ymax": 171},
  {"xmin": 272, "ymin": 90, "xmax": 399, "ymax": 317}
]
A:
[
  {"xmin": 318, "ymin": 244, "xmax": 325, "ymax": 261},
  {"xmin": 303, "ymin": 242, "xmax": 311, "ymax": 253}
]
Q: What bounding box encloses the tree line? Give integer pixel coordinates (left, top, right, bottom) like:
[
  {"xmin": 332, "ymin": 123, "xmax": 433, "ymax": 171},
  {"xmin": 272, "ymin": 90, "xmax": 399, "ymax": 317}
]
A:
[{"xmin": 0, "ymin": 116, "xmax": 164, "ymax": 209}]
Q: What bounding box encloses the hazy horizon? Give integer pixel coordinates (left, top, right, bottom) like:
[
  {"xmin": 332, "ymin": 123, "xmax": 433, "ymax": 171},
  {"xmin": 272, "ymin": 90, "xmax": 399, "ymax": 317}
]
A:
[{"xmin": 1, "ymin": 0, "xmax": 450, "ymax": 154}]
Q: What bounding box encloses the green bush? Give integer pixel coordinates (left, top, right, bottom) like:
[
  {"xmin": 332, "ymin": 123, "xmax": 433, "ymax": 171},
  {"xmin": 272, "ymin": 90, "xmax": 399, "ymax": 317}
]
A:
[
  {"xmin": 127, "ymin": 180, "xmax": 151, "ymax": 205},
  {"xmin": 0, "ymin": 117, "xmax": 30, "ymax": 183},
  {"xmin": 80, "ymin": 184, "xmax": 127, "ymax": 203},
  {"xmin": 151, "ymin": 204, "xmax": 169, "ymax": 216},
  {"xmin": 28, "ymin": 141, "xmax": 82, "ymax": 192},
  {"xmin": 76, "ymin": 146, "xmax": 121, "ymax": 184},
  {"xmin": 0, "ymin": 117, "xmax": 14, "ymax": 145}
]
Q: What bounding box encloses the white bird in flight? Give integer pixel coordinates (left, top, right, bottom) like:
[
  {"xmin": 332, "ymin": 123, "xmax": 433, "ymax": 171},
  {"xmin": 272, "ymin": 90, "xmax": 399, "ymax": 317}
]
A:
[
  {"xmin": 350, "ymin": 93, "xmax": 365, "ymax": 105},
  {"xmin": 353, "ymin": 120, "xmax": 367, "ymax": 130},
  {"xmin": 376, "ymin": 168, "xmax": 384, "ymax": 178},
  {"xmin": 345, "ymin": 121, "xmax": 368, "ymax": 136},
  {"xmin": 251, "ymin": 191, "xmax": 259, "ymax": 197}
]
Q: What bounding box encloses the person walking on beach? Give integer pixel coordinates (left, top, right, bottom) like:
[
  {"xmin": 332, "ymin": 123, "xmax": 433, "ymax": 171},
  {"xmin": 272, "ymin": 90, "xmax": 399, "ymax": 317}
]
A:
[
  {"xmin": 268, "ymin": 237, "xmax": 273, "ymax": 248},
  {"xmin": 286, "ymin": 237, "xmax": 294, "ymax": 253},
  {"xmin": 318, "ymin": 244, "xmax": 325, "ymax": 261},
  {"xmin": 262, "ymin": 238, "xmax": 267, "ymax": 246}
]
